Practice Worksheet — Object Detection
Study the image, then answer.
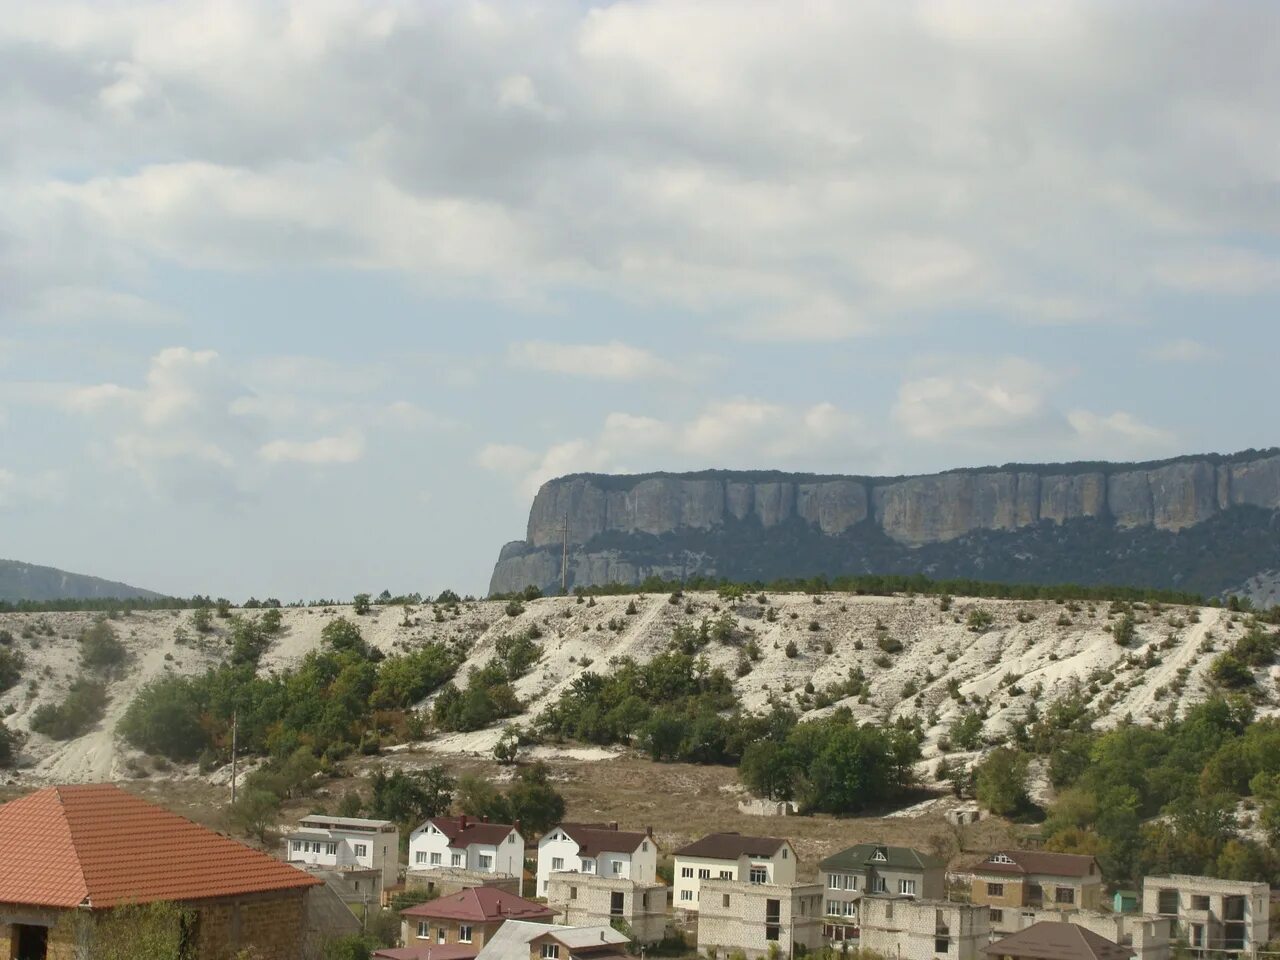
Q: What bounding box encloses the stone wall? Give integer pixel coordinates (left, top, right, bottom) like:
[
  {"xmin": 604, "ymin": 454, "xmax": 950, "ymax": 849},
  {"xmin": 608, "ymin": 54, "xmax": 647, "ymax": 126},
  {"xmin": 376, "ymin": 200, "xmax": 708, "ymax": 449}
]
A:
[
  {"xmin": 695, "ymin": 880, "xmax": 824, "ymax": 960},
  {"xmin": 546, "ymin": 875, "xmax": 668, "ymax": 944}
]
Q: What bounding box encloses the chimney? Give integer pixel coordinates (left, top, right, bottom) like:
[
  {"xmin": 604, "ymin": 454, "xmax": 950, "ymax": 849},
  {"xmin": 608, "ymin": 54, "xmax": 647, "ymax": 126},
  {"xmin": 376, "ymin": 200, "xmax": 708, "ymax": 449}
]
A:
[
  {"xmin": 609, "ymin": 821, "xmax": 619, "ymax": 831},
  {"xmin": 481, "ymin": 815, "xmax": 489, "ymax": 823},
  {"xmin": 645, "ymin": 826, "xmax": 653, "ymax": 838},
  {"xmin": 514, "ymin": 819, "xmax": 523, "ymax": 834},
  {"xmin": 600, "ymin": 932, "xmax": 606, "ymax": 942},
  {"xmin": 460, "ymin": 814, "xmax": 468, "ymax": 831}
]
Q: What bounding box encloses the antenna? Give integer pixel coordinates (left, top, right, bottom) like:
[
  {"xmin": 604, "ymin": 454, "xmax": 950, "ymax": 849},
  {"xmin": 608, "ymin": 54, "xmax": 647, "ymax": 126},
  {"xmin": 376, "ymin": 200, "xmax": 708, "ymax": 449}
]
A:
[{"xmin": 561, "ymin": 512, "xmax": 569, "ymax": 595}]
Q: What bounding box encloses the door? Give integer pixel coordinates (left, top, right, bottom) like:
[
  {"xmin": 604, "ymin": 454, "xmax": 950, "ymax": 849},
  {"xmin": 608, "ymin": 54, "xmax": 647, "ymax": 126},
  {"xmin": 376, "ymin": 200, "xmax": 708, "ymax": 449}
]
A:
[
  {"xmin": 15, "ymin": 924, "xmax": 49, "ymax": 960},
  {"xmin": 611, "ymin": 891, "xmax": 625, "ymax": 916}
]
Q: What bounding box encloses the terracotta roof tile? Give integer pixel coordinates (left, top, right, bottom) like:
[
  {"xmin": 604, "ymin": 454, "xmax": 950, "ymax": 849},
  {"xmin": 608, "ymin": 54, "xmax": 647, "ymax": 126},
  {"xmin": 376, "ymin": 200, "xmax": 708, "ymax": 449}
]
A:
[
  {"xmin": 401, "ymin": 887, "xmax": 555, "ymax": 922},
  {"xmin": 0, "ymin": 784, "xmax": 320, "ymax": 909}
]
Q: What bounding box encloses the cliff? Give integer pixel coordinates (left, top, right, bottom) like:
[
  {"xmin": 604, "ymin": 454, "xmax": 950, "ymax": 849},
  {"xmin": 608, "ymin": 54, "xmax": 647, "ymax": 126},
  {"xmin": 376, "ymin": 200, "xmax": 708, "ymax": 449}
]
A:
[{"xmin": 489, "ymin": 450, "xmax": 1280, "ymax": 596}]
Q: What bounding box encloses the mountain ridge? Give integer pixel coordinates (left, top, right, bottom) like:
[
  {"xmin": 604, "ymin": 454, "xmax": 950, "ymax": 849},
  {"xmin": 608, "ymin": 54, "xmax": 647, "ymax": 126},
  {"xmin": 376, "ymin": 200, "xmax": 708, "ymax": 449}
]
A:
[{"xmin": 0, "ymin": 559, "xmax": 161, "ymax": 603}]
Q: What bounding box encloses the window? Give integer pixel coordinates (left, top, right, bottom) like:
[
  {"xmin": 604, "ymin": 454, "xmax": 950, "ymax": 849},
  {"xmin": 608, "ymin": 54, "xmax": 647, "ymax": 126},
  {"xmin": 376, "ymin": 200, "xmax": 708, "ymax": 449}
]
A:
[
  {"xmin": 417, "ymin": 921, "xmax": 429, "ymax": 939},
  {"xmin": 766, "ymin": 926, "xmax": 780, "ymax": 942},
  {"xmin": 1191, "ymin": 925, "xmax": 1204, "ymax": 948},
  {"xmin": 750, "ymin": 868, "xmax": 768, "ymax": 884},
  {"xmin": 899, "ymin": 880, "xmax": 917, "ymax": 896},
  {"xmin": 782, "ymin": 848, "xmax": 789, "ymax": 859},
  {"xmin": 872, "ymin": 851, "xmax": 886, "ymax": 861},
  {"xmin": 680, "ymin": 890, "xmax": 693, "ymax": 902},
  {"xmin": 354, "ymin": 843, "xmax": 367, "ymax": 858},
  {"xmin": 583, "ymin": 859, "xmax": 595, "ymax": 873},
  {"xmin": 1191, "ymin": 895, "xmax": 1210, "ymax": 911},
  {"xmin": 845, "ymin": 876, "xmax": 858, "ymax": 891},
  {"xmin": 1027, "ymin": 884, "xmax": 1043, "ymax": 904},
  {"xmin": 1156, "ymin": 890, "xmax": 1178, "ymax": 915},
  {"xmin": 827, "ymin": 900, "xmax": 840, "ymax": 916},
  {"xmin": 722, "ymin": 894, "xmax": 731, "ymax": 908},
  {"xmin": 327, "ymin": 843, "xmax": 337, "ymax": 855},
  {"xmin": 479, "ymin": 855, "xmax": 493, "ymax": 869},
  {"xmin": 437, "ymin": 929, "xmax": 446, "ymax": 944},
  {"xmin": 611, "ymin": 892, "xmax": 625, "ymax": 916},
  {"xmin": 292, "ymin": 841, "xmax": 301, "ymax": 852},
  {"xmin": 509, "ymin": 834, "xmax": 518, "ymax": 844},
  {"xmin": 459, "ymin": 926, "xmax": 473, "ymax": 944},
  {"xmin": 681, "ymin": 867, "xmax": 694, "ymax": 878},
  {"xmin": 552, "ymin": 857, "xmax": 565, "ymax": 871},
  {"xmin": 719, "ymin": 870, "xmax": 733, "ymax": 880},
  {"xmin": 641, "ymin": 841, "xmax": 649, "ymax": 852},
  {"xmin": 885, "ymin": 902, "xmax": 894, "ymax": 921},
  {"xmin": 872, "ymin": 877, "xmax": 887, "ymax": 893},
  {"xmin": 416, "ymin": 852, "xmax": 428, "ymax": 864},
  {"xmin": 611, "ymin": 860, "xmax": 623, "ymax": 876},
  {"xmin": 569, "ymin": 886, "xmax": 578, "ymax": 900},
  {"xmin": 935, "ymin": 939, "xmax": 950, "ymax": 954},
  {"xmin": 699, "ymin": 869, "xmax": 711, "ymax": 880},
  {"xmin": 828, "ymin": 875, "xmax": 840, "ymax": 890},
  {"xmin": 541, "ymin": 945, "xmax": 560, "ymax": 959},
  {"xmin": 1055, "ymin": 888, "xmax": 1075, "ymax": 905},
  {"xmin": 431, "ymin": 852, "xmax": 442, "ymax": 866},
  {"xmin": 990, "ymin": 910, "xmax": 1004, "ymax": 924},
  {"xmin": 987, "ymin": 883, "xmax": 1005, "ymax": 898},
  {"xmin": 451, "ymin": 853, "xmax": 463, "ymax": 867},
  {"xmin": 990, "ymin": 854, "xmax": 1015, "ymax": 864}
]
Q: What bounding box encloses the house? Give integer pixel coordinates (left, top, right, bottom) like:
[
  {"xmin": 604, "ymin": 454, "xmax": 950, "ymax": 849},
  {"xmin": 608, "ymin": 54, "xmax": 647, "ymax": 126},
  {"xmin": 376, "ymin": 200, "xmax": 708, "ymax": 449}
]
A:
[
  {"xmin": 1113, "ymin": 892, "xmax": 1140, "ymax": 915},
  {"xmin": 374, "ymin": 947, "xmax": 481, "ymax": 960},
  {"xmin": 819, "ymin": 842, "xmax": 946, "ymax": 921},
  {"xmin": 536, "ymin": 823, "xmax": 658, "ymax": 896},
  {"xmin": 474, "ymin": 919, "xmax": 630, "ymax": 960},
  {"xmin": 858, "ymin": 897, "xmax": 992, "ymax": 960},
  {"xmin": 968, "ymin": 851, "xmax": 1102, "ymax": 931},
  {"xmin": 1000, "ymin": 910, "xmax": 1171, "ymax": 960},
  {"xmin": 672, "ymin": 832, "xmax": 797, "ymax": 911},
  {"xmin": 695, "ymin": 879, "xmax": 824, "ymax": 960},
  {"xmin": 399, "ymin": 887, "xmax": 555, "ymax": 952},
  {"xmin": 984, "ymin": 921, "xmax": 1135, "ymax": 960},
  {"xmin": 1142, "ymin": 875, "xmax": 1272, "ymax": 955},
  {"xmin": 545, "ymin": 873, "xmax": 669, "ymax": 944},
  {"xmin": 409, "ymin": 816, "xmax": 525, "ymax": 882},
  {"xmin": 284, "ymin": 814, "xmax": 401, "ymax": 894},
  {"xmin": 0, "ymin": 783, "xmax": 322, "ymax": 960}
]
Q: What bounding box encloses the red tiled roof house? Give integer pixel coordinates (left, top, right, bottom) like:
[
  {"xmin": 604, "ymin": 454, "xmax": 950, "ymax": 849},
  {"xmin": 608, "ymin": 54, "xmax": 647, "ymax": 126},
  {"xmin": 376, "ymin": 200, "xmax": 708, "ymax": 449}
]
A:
[
  {"xmin": 399, "ymin": 887, "xmax": 555, "ymax": 953},
  {"xmin": 0, "ymin": 784, "xmax": 322, "ymax": 960}
]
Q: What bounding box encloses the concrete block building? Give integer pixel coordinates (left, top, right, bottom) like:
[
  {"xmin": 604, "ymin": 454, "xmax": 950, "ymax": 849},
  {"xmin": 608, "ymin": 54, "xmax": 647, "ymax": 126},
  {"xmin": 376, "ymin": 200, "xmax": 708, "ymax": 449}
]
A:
[
  {"xmin": 695, "ymin": 879, "xmax": 823, "ymax": 960},
  {"xmin": 820, "ymin": 843, "xmax": 946, "ymax": 923},
  {"xmin": 1002, "ymin": 910, "xmax": 1172, "ymax": 960},
  {"xmin": 284, "ymin": 814, "xmax": 401, "ymax": 894},
  {"xmin": 858, "ymin": 897, "xmax": 992, "ymax": 960},
  {"xmin": 0, "ymin": 783, "xmax": 322, "ymax": 960},
  {"xmin": 545, "ymin": 873, "xmax": 669, "ymax": 945},
  {"xmin": 673, "ymin": 833, "xmax": 797, "ymax": 911},
  {"xmin": 1143, "ymin": 875, "xmax": 1272, "ymax": 956},
  {"xmin": 968, "ymin": 851, "xmax": 1103, "ymax": 932}
]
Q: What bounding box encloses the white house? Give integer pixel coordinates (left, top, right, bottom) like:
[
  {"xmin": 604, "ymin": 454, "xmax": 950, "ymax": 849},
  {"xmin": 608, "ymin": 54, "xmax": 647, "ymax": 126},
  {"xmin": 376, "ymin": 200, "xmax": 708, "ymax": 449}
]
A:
[
  {"xmin": 283, "ymin": 815, "xmax": 400, "ymax": 890},
  {"xmin": 672, "ymin": 833, "xmax": 797, "ymax": 911},
  {"xmin": 536, "ymin": 822, "xmax": 658, "ymax": 896},
  {"xmin": 409, "ymin": 815, "xmax": 526, "ymax": 878}
]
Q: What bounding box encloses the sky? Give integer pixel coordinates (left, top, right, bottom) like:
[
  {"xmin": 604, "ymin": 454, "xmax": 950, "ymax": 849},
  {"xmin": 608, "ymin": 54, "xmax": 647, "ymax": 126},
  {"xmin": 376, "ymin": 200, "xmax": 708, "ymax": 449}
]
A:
[{"xmin": 2, "ymin": 1, "xmax": 1279, "ymax": 601}]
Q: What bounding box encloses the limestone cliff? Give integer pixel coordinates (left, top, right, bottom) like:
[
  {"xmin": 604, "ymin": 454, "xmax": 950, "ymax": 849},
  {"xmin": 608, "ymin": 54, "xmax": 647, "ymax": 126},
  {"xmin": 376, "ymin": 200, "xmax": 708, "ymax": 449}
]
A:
[{"xmin": 489, "ymin": 450, "xmax": 1280, "ymax": 597}]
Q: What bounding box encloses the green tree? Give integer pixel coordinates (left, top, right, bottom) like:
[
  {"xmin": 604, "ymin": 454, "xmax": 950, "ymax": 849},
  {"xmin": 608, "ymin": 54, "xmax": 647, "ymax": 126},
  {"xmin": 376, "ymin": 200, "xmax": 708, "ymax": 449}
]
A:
[
  {"xmin": 505, "ymin": 762, "xmax": 566, "ymax": 834},
  {"xmin": 975, "ymin": 747, "xmax": 1030, "ymax": 816},
  {"xmin": 79, "ymin": 619, "xmax": 128, "ymax": 673},
  {"xmin": 192, "ymin": 607, "xmax": 213, "ymax": 633},
  {"xmin": 119, "ymin": 675, "xmax": 209, "ymax": 761},
  {"xmin": 0, "ymin": 647, "xmax": 25, "ymax": 692},
  {"xmin": 493, "ymin": 725, "xmax": 520, "ymax": 764},
  {"xmin": 227, "ymin": 788, "xmax": 281, "ymax": 844},
  {"xmin": 739, "ymin": 741, "xmax": 796, "ymax": 801},
  {"xmin": 57, "ymin": 901, "xmax": 195, "ymax": 960},
  {"xmin": 368, "ymin": 766, "xmax": 454, "ymax": 827},
  {"xmin": 353, "ymin": 593, "xmax": 372, "ymax": 615},
  {"xmin": 1112, "ymin": 612, "xmax": 1136, "ymax": 647},
  {"xmin": 0, "ymin": 717, "xmax": 21, "ymax": 767}
]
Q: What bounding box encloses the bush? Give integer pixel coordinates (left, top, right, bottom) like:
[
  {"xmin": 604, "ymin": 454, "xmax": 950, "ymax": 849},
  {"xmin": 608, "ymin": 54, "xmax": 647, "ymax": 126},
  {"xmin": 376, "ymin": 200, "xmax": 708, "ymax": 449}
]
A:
[
  {"xmin": 79, "ymin": 619, "xmax": 127, "ymax": 673},
  {"xmin": 505, "ymin": 599, "xmax": 525, "ymax": 617},
  {"xmin": 785, "ymin": 640, "xmax": 799, "ymax": 658},
  {"xmin": 0, "ymin": 647, "xmax": 25, "ymax": 692},
  {"xmin": 966, "ymin": 609, "xmax": 995, "ymax": 632},
  {"xmin": 119, "ymin": 675, "xmax": 210, "ymax": 761},
  {"xmin": 876, "ymin": 635, "xmax": 903, "ymax": 654},
  {"xmin": 948, "ymin": 710, "xmax": 984, "ymax": 751},
  {"xmin": 30, "ymin": 679, "xmax": 108, "ymax": 740},
  {"xmin": 1113, "ymin": 612, "xmax": 1136, "ymax": 647},
  {"xmin": 192, "ymin": 607, "xmax": 213, "ymax": 633},
  {"xmin": 808, "ymin": 620, "xmax": 820, "ymax": 632}
]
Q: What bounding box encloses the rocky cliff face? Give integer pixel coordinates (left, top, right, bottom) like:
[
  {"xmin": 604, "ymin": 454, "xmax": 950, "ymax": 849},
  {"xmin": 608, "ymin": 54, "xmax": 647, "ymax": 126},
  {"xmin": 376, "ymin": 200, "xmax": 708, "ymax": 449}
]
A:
[{"xmin": 490, "ymin": 451, "xmax": 1280, "ymax": 597}]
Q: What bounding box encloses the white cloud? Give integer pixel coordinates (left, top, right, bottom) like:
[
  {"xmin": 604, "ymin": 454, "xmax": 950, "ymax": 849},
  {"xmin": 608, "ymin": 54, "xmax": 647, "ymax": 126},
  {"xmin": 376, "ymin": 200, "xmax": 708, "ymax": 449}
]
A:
[
  {"xmin": 481, "ymin": 397, "xmax": 870, "ymax": 495},
  {"xmin": 1150, "ymin": 248, "xmax": 1280, "ymax": 295},
  {"xmin": 1149, "ymin": 338, "xmax": 1218, "ymax": 363},
  {"xmin": 1065, "ymin": 410, "xmax": 1177, "ymax": 451},
  {"xmin": 893, "ymin": 358, "xmax": 1060, "ymax": 442},
  {"xmin": 507, "ymin": 340, "xmax": 680, "ymax": 381},
  {"xmin": 259, "ymin": 431, "xmax": 365, "ymax": 465},
  {"xmin": 0, "ymin": 467, "xmax": 69, "ymax": 508}
]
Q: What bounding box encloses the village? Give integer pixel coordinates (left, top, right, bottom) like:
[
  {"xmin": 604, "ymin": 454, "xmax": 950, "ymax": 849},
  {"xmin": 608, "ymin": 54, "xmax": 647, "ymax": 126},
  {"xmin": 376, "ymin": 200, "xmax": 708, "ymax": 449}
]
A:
[{"xmin": 1, "ymin": 783, "xmax": 1276, "ymax": 960}]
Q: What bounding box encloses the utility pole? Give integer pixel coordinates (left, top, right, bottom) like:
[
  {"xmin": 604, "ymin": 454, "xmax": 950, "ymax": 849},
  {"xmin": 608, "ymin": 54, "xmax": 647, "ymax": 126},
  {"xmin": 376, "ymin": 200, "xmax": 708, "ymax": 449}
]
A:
[
  {"xmin": 561, "ymin": 512, "xmax": 569, "ymax": 595},
  {"xmin": 230, "ymin": 709, "xmax": 238, "ymax": 805}
]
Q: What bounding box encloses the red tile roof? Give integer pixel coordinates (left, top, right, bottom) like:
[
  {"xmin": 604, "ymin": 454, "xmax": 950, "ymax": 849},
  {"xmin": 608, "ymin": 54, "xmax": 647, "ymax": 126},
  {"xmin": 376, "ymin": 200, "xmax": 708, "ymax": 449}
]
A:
[
  {"xmin": 975, "ymin": 851, "xmax": 1099, "ymax": 878},
  {"xmin": 401, "ymin": 887, "xmax": 556, "ymax": 923},
  {"xmin": 425, "ymin": 815, "xmax": 519, "ymax": 847},
  {"xmin": 0, "ymin": 784, "xmax": 320, "ymax": 909}
]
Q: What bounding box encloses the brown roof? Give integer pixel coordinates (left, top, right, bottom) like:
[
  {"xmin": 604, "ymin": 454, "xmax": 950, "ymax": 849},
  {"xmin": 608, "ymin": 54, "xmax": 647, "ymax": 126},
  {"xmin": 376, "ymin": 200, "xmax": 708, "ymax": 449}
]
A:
[
  {"xmin": 425, "ymin": 815, "xmax": 519, "ymax": 847},
  {"xmin": 975, "ymin": 851, "xmax": 1099, "ymax": 878},
  {"xmin": 560, "ymin": 823, "xmax": 651, "ymax": 858},
  {"xmin": 984, "ymin": 922, "xmax": 1134, "ymax": 960},
  {"xmin": 674, "ymin": 832, "xmax": 788, "ymax": 860},
  {"xmin": 0, "ymin": 784, "xmax": 320, "ymax": 909},
  {"xmin": 401, "ymin": 887, "xmax": 555, "ymax": 922}
]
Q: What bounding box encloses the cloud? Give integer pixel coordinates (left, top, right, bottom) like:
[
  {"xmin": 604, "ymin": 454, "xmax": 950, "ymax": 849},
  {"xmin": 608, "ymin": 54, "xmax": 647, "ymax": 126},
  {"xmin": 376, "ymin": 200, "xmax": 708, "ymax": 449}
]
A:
[
  {"xmin": 507, "ymin": 340, "xmax": 679, "ymax": 381},
  {"xmin": 0, "ymin": 467, "xmax": 69, "ymax": 509},
  {"xmin": 1148, "ymin": 338, "xmax": 1218, "ymax": 363},
  {"xmin": 259, "ymin": 431, "xmax": 365, "ymax": 465},
  {"xmin": 480, "ymin": 397, "xmax": 870, "ymax": 495},
  {"xmin": 1066, "ymin": 410, "xmax": 1177, "ymax": 451},
  {"xmin": 4, "ymin": 1, "xmax": 1278, "ymax": 337}
]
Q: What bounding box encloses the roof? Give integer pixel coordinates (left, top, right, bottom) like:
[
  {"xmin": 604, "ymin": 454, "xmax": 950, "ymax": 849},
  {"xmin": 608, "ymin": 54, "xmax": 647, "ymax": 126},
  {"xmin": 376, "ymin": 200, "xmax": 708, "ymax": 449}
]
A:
[
  {"xmin": 374, "ymin": 947, "xmax": 480, "ymax": 960},
  {"xmin": 0, "ymin": 784, "xmax": 321, "ymax": 909},
  {"xmin": 401, "ymin": 887, "xmax": 556, "ymax": 922},
  {"xmin": 674, "ymin": 832, "xmax": 788, "ymax": 860},
  {"xmin": 976, "ymin": 851, "xmax": 1098, "ymax": 878},
  {"xmin": 538, "ymin": 926, "xmax": 630, "ymax": 950},
  {"xmin": 298, "ymin": 814, "xmax": 395, "ymax": 831},
  {"xmin": 477, "ymin": 920, "xmax": 577, "ymax": 960},
  {"xmin": 820, "ymin": 843, "xmax": 944, "ymax": 872},
  {"xmin": 984, "ymin": 922, "xmax": 1134, "ymax": 960},
  {"xmin": 558, "ymin": 823, "xmax": 651, "ymax": 858},
  {"xmin": 422, "ymin": 815, "xmax": 519, "ymax": 848}
]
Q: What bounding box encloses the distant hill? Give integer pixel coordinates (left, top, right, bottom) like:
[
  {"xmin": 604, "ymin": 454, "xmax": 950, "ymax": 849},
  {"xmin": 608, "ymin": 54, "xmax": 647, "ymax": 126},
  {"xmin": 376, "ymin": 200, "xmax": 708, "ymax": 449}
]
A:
[
  {"xmin": 0, "ymin": 559, "xmax": 160, "ymax": 603},
  {"xmin": 490, "ymin": 448, "xmax": 1280, "ymax": 597}
]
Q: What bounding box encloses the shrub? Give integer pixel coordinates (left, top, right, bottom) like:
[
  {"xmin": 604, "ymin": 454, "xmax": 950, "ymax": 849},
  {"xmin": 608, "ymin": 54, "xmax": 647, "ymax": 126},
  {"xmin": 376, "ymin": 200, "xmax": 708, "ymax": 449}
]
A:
[
  {"xmin": 1113, "ymin": 612, "xmax": 1136, "ymax": 647},
  {"xmin": 192, "ymin": 607, "xmax": 213, "ymax": 633},
  {"xmin": 0, "ymin": 647, "xmax": 25, "ymax": 693},
  {"xmin": 78, "ymin": 619, "xmax": 127, "ymax": 673},
  {"xmin": 876, "ymin": 635, "xmax": 903, "ymax": 654},
  {"xmin": 505, "ymin": 599, "xmax": 525, "ymax": 617},
  {"xmin": 808, "ymin": 620, "xmax": 820, "ymax": 632},
  {"xmin": 785, "ymin": 640, "xmax": 799, "ymax": 659},
  {"xmin": 625, "ymin": 600, "xmax": 638, "ymax": 615},
  {"xmin": 353, "ymin": 593, "xmax": 372, "ymax": 615},
  {"xmin": 30, "ymin": 679, "xmax": 108, "ymax": 740},
  {"xmin": 966, "ymin": 609, "xmax": 995, "ymax": 632},
  {"xmin": 949, "ymin": 710, "xmax": 984, "ymax": 751}
]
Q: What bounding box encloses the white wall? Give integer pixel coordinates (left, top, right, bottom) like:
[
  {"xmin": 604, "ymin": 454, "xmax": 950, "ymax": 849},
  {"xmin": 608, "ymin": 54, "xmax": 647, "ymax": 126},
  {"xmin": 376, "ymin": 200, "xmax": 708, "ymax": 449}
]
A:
[
  {"xmin": 674, "ymin": 847, "xmax": 795, "ymax": 911},
  {"xmin": 409, "ymin": 825, "xmax": 526, "ymax": 878},
  {"xmin": 537, "ymin": 830, "xmax": 656, "ymax": 894}
]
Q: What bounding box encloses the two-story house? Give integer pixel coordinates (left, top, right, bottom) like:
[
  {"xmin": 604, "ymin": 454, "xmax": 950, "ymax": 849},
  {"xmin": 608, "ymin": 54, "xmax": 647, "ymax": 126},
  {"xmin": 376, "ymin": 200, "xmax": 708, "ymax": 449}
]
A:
[
  {"xmin": 858, "ymin": 897, "xmax": 992, "ymax": 960},
  {"xmin": 400, "ymin": 888, "xmax": 555, "ymax": 952},
  {"xmin": 1143, "ymin": 875, "xmax": 1272, "ymax": 956},
  {"xmin": 819, "ymin": 842, "xmax": 946, "ymax": 923},
  {"xmin": 536, "ymin": 823, "xmax": 658, "ymax": 896},
  {"xmin": 409, "ymin": 815, "xmax": 526, "ymax": 879},
  {"xmin": 672, "ymin": 833, "xmax": 797, "ymax": 911},
  {"xmin": 696, "ymin": 879, "xmax": 824, "ymax": 960},
  {"xmin": 475, "ymin": 919, "xmax": 630, "ymax": 960},
  {"xmin": 545, "ymin": 873, "xmax": 669, "ymax": 945},
  {"xmin": 284, "ymin": 814, "xmax": 400, "ymax": 894},
  {"xmin": 968, "ymin": 851, "xmax": 1102, "ymax": 932}
]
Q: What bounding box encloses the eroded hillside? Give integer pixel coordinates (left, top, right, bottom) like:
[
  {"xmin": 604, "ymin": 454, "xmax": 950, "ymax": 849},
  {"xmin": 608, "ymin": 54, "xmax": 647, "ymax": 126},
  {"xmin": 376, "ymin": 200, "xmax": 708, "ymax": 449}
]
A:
[{"xmin": 1, "ymin": 592, "xmax": 1275, "ymax": 788}]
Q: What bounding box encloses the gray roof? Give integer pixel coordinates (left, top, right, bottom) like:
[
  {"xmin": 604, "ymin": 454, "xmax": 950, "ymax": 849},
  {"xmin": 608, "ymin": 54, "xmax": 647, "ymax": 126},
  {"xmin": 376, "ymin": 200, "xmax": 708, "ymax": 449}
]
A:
[
  {"xmin": 477, "ymin": 921, "xmax": 627, "ymax": 960},
  {"xmin": 984, "ymin": 922, "xmax": 1134, "ymax": 960},
  {"xmin": 545, "ymin": 927, "xmax": 630, "ymax": 949},
  {"xmin": 820, "ymin": 843, "xmax": 945, "ymax": 872}
]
